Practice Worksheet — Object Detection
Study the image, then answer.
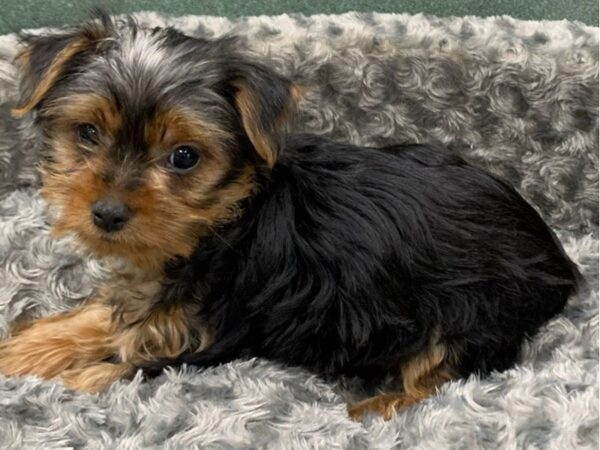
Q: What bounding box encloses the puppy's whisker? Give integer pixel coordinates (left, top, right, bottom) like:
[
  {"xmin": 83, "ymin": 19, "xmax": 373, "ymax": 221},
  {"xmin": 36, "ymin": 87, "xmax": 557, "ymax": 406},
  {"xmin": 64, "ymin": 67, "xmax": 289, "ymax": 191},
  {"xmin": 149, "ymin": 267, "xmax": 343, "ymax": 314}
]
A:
[{"xmin": 82, "ymin": 158, "xmax": 97, "ymax": 174}]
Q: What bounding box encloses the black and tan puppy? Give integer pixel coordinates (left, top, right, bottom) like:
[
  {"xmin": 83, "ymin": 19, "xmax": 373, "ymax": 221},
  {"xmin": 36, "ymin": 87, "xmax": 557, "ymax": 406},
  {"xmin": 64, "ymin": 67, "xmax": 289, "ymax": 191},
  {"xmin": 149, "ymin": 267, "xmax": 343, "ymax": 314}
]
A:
[{"xmin": 0, "ymin": 12, "xmax": 580, "ymax": 420}]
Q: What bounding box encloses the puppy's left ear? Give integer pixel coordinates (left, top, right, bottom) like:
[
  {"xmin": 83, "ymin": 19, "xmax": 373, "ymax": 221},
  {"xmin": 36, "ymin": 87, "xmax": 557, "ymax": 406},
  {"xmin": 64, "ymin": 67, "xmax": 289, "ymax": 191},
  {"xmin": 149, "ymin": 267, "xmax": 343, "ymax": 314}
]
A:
[
  {"xmin": 229, "ymin": 64, "xmax": 301, "ymax": 168},
  {"xmin": 12, "ymin": 12, "xmax": 113, "ymax": 117}
]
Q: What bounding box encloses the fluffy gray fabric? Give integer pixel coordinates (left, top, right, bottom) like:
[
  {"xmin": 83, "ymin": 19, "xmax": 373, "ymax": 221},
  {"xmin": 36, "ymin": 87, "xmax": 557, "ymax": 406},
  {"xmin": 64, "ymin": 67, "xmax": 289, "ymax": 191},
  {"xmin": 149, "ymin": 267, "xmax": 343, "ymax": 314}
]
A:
[{"xmin": 0, "ymin": 12, "xmax": 597, "ymax": 449}]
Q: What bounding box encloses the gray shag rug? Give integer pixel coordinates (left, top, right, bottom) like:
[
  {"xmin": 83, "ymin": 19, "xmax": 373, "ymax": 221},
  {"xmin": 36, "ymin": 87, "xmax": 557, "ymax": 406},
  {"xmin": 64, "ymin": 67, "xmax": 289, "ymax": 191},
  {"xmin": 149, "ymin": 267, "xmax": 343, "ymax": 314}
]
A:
[{"xmin": 0, "ymin": 11, "xmax": 598, "ymax": 449}]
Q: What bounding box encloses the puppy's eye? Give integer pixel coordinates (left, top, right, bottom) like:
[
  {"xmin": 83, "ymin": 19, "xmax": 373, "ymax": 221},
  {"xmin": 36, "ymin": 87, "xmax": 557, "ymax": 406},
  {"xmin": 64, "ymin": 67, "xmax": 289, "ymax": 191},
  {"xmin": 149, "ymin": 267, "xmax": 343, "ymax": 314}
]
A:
[
  {"xmin": 167, "ymin": 146, "xmax": 200, "ymax": 172},
  {"xmin": 77, "ymin": 123, "xmax": 99, "ymax": 144}
]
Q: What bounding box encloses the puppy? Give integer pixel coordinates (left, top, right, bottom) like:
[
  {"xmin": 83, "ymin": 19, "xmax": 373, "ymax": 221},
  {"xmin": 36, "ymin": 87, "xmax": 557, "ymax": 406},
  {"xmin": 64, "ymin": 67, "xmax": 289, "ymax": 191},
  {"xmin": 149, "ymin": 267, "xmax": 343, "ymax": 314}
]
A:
[{"xmin": 0, "ymin": 11, "xmax": 580, "ymax": 420}]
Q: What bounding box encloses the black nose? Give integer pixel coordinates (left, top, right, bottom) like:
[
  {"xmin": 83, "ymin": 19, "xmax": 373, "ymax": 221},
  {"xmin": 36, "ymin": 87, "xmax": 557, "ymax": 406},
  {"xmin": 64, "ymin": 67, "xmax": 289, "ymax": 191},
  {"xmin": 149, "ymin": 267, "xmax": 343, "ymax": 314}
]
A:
[{"xmin": 91, "ymin": 199, "xmax": 132, "ymax": 232}]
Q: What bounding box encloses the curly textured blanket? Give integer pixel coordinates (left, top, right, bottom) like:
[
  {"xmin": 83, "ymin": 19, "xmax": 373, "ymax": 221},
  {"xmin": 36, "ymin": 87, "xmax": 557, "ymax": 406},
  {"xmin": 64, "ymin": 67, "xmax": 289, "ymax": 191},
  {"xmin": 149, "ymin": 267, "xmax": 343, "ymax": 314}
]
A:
[{"xmin": 0, "ymin": 12, "xmax": 597, "ymax": 449}]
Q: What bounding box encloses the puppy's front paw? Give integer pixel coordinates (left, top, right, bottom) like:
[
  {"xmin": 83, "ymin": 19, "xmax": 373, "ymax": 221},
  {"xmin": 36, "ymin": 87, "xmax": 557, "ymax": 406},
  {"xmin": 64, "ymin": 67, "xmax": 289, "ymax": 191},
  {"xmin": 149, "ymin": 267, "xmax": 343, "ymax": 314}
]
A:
[
  {"xmin": 348, "ymin": 394, "xmax": 417, "ymax": 421},
  {"xmin": 0, "ymin": 303, "xmax": 114, "ymax": 382},
  {"xmin": 60, "ymin": 362, "xmax": 134, "ymax": 392},
  {"xmin": 0, "ymin": 333, "xmax": 69, "ymax": 380}
]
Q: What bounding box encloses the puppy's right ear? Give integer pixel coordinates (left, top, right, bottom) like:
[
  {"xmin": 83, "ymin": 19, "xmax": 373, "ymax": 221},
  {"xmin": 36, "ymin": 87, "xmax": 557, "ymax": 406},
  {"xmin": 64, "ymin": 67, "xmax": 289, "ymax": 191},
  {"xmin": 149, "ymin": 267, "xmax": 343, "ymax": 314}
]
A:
[{"xmin": 12, "ymin": 14, "xmax": 113, "ymax": 117}]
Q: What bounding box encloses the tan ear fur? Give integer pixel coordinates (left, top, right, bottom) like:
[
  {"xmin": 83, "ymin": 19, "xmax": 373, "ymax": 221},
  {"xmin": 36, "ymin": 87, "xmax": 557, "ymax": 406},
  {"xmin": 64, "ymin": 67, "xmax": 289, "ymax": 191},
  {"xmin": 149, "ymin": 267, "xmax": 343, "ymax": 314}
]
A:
[
  {"xmin": 232, "ymin": 80, "xmax": 302, "ymax": 168},
  {"xmin": 11, "ymin": 16, "xmax": 112, "ymax": 118},
  {"xmin": 12, "ymin": 38, "xmax": 92, "ymax": 117}
]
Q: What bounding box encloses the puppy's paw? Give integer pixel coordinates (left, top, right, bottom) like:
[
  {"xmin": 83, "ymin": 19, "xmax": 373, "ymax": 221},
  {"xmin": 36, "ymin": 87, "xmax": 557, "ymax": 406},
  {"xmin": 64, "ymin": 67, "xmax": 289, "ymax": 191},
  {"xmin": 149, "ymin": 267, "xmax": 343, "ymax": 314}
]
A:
[
  {"xmin": 348, "ymin": 394, "xmax": 416, "ymax": 421},
  {"xmin": 0, "ymin": 304, "xmax": 114, "ymax": 381},
  {"xmin": 60, "ymin": 362, "xmax": 134, "ymax": 392}
]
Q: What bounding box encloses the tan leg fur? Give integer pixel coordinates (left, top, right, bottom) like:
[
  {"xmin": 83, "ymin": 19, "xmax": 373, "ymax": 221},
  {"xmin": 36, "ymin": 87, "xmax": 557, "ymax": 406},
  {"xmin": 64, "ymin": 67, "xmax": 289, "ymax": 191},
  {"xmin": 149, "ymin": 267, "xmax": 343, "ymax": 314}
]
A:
[{"xmin": 0, "ymin": 266, "xmax": 212, "ymax": 392}]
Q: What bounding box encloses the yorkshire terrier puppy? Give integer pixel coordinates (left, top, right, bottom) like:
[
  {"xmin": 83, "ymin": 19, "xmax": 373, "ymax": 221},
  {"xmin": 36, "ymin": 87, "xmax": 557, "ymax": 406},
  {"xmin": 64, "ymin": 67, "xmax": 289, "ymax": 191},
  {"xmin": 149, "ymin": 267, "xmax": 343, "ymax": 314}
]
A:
[{"xmin": 0, "ymin": 11, "xmax": 580, "ymax": 420}]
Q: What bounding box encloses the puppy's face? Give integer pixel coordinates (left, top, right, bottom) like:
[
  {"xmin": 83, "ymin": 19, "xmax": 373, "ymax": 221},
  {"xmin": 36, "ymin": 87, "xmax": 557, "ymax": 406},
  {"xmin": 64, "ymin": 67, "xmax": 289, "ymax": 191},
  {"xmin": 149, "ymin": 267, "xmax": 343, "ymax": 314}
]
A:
[{"xmin": 14, "ymin": 14, "xmax": 297, "ymax": 270}]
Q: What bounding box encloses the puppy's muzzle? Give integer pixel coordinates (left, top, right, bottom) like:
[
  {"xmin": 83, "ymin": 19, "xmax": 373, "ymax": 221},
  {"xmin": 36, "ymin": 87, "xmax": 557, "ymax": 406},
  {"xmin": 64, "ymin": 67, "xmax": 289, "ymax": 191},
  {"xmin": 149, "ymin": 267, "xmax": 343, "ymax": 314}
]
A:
[{"xmin": 91, "ymin": 199, "xmax": 132, "ymax": 232}]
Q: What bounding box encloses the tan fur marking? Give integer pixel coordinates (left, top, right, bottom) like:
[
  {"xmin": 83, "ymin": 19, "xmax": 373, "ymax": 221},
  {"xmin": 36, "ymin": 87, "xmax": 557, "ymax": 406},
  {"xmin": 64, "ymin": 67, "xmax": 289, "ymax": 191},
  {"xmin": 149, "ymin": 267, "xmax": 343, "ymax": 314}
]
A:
[
  {"xmin": 12, "ymin": 38, "xmax": 92, "ymax": 117},
  {"xmin": 147, "ymin": 108, "xmax": 233, "ymax": 157},
  {"xmin": 0, "ymin": 302, "xmax": 114, "ymax": 381},
  {"xmin": 0, "ymin": 267, "xmax": 213, "ymax": 392},
  {"xmin": 106, "ymin": 270, "xmax": 211, "ymax": 365},
  {"xmin": 12, "ymin": 19, "xmax": 111, "ymax": 117},
  {"xmin": 232, "ymin": 81, "xmax": 301, "ymax": 168},
  {"xmin": 50, "ymin": 94, "xmax": 123, "ymax": 135},
  {"xmin": 290, "ymin": 84, "xmax": 305, "ymax": 105},
  {"xmin": 61, "ymin": 362, "xmax": 134, "ymax": 393},
  {"xmin": 348, "ymin": 337, "xmax": 459, "ymax": 421},
  {"xmin": 234, "ymin": 84, "xmax": 276, "ymax": 167},
  {"xmin": 113, "ymin": 305, "xmax": 210, "ymax": 364}
]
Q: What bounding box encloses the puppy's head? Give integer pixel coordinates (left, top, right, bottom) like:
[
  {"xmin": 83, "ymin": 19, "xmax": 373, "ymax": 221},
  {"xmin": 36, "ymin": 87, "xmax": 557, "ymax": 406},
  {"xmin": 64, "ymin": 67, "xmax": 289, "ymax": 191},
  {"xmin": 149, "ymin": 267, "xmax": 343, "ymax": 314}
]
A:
[{"xmin": 14, "ymin": 11, "xmax": 298, "ymax": 270}]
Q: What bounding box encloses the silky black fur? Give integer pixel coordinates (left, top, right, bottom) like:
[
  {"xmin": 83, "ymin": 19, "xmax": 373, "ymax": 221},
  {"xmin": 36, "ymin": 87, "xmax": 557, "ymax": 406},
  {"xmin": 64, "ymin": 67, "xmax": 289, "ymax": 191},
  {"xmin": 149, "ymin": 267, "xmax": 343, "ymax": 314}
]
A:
[{"xmin": 147, "ymin": 134, "xmax": 580, "ymax": 380}]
